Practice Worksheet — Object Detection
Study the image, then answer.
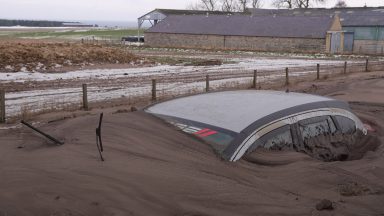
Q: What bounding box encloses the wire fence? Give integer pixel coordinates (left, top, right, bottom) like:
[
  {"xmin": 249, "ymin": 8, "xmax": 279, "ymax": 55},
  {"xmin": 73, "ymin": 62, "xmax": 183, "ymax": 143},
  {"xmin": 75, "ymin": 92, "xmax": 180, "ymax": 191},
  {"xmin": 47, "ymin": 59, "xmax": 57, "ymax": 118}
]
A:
[{"xmin": 1, "ymin": 59, "xmax": 383, "ymax": 123}]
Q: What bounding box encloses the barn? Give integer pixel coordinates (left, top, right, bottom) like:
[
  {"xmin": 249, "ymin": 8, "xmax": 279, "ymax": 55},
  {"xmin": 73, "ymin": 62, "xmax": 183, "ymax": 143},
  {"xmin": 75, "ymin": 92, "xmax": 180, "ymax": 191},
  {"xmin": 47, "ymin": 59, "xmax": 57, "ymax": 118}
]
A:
[
  {"xmin": 250, "ymin": 7, "xmax": 384, "ymax": 54},
  {"xmin": 144, "ymin": 14, "xmax": 343, "ymax": 54}
]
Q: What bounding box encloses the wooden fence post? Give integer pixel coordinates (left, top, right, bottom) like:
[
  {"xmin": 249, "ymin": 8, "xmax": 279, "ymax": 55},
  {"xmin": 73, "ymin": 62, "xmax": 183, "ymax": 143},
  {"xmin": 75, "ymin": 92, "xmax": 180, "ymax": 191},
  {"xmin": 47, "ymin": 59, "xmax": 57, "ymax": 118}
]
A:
[
  {"xmin": 317, "ymin": 64, "xmax": 320, "ymax": 80},
  {"xmin": 365, "ymin": 59, "xmax": 369, "ymax": 72},
  {"xmin": 82, "ymin": 84, "xmax": 88, "ymax": 110},
  {"xmin": 344, "ymin": 61, "xmax": 347, "ymax": 74},
  {"xmin": 0, "ymin": 90, "xmax": 5, "ymax": 123},
  {"xmin": 206, "ymin": 75, "xmax": 210, "ymax": 92},
  {"xmin": 285, "ymin": 68, "xmax": 289, "ymax": 86},
  {"xmin": 253, "ymin": 70, "xmax": 257, "ymax": 89},
  {"xmin": 152, "ymin": 79, "xmax": 157, "ymax": 101}
]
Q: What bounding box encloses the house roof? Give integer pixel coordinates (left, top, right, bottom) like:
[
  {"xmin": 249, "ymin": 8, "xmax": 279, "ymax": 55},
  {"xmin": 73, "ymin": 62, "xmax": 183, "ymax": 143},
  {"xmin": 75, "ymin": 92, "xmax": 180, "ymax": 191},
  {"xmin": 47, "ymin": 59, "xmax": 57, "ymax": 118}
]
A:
[
  {"xmin": 250, "ymin": 7, "xmax": 384, "ymax": 27},
  {"xmin": 146, "ymin": 14, "xmax": 335, "ymax": 39}
]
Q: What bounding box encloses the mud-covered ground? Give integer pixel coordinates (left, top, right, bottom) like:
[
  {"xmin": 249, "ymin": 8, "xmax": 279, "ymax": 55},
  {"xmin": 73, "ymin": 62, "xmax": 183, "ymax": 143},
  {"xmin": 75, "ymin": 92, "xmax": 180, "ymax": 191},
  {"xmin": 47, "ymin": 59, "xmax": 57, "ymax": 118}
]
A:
[
  {"xmin": 0, "ymin": 41, "xmax": 142, "ymax": 72},
  {"xmin": 0, "ymin": 69, "xmax": 383, "ymax": 215}
]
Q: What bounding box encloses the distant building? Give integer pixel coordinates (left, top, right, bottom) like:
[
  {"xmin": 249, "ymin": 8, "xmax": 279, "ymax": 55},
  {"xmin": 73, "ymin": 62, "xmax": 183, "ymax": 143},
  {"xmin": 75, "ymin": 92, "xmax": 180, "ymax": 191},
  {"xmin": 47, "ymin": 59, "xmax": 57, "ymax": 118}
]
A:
[
  {"xmin": 138, "ymin": 9, "xmax": 245, "ymax": 29},
  {"xmin": 250, "ymin": 7, "xmax": 384, "ymax": 54},
  {"xmin": 144, "ymin": 14, "xmax": 343, "ymax": 54}
]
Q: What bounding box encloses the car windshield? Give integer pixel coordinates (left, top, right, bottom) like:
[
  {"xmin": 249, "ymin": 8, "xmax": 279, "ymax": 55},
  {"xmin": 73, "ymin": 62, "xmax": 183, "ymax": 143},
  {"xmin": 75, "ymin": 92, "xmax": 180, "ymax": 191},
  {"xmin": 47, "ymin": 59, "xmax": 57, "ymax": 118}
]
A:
[{"xmin": 159, "ymin": 115, "xmax": 236, "ymax": 154}]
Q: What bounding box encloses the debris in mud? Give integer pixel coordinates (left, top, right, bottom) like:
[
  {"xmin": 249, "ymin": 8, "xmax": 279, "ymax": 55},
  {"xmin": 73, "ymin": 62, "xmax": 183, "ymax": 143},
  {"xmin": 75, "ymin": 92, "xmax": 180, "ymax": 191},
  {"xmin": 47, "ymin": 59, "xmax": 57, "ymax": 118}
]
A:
[
  {"xmin": 338, "ymin": 181, "xmax": 381, "ymax": 196},
  {"xmin": 316, "ymin": 199, "xmax": 334, "ymax": 211},
  {"xmin": 0, "ymin": 42, "xmax": 139, "ymax": 72},
  {"xmin": 245, "ymin": 132, "xmax": 380, "ymax": 164},
  {"xmin": 295, "ymin": 132, "xmax": 380, "ymax": 162}
]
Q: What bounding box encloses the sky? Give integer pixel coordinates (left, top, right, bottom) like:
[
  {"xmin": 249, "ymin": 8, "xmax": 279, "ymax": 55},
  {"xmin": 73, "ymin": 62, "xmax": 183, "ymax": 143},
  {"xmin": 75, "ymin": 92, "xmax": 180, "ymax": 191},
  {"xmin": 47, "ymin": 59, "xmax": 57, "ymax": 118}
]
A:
[{"xmin": 0, "ymin": 0, "xmax": 383, "ymax": 22}]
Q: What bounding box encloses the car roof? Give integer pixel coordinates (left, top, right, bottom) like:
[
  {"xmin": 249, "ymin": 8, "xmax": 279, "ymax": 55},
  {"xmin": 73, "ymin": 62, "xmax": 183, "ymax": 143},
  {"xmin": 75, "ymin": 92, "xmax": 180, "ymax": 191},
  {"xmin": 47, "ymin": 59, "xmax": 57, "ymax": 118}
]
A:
[{"xmin": 145, "ymin": 90, "xmax": 335, "ymax": 133}]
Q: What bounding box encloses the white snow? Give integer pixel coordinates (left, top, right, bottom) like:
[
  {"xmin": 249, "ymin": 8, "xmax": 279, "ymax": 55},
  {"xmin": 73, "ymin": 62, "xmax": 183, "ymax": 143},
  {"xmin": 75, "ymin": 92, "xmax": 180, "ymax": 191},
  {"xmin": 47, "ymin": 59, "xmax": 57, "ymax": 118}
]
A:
[{"xmin": 0, "ymin": 57, "xmax": 348, "ymax": 119}]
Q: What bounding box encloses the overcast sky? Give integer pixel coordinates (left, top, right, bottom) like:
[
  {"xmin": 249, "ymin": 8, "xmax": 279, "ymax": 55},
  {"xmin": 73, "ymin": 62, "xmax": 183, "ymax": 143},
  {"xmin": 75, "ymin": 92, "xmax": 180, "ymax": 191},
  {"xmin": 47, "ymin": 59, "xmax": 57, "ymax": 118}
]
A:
[{"xmin": 0, "ymin": 0, "xmax": 383, "ymax": 22}]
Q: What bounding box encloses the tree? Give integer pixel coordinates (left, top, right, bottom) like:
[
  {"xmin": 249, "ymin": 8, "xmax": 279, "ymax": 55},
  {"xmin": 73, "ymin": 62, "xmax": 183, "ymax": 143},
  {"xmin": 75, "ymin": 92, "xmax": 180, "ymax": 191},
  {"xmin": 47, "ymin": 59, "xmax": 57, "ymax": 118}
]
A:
[
  {"xmin": 272, "ymin": 0, "xmax": 326, "ymax": 9},
  {"xmin": 188, "ymin": 0, "xmax": 263, "ymax": 12},
  {"xmin": 334, "ymin": 0, "xmax": 347, "ymax": 8},
  {"xmin": 187, "ymin": 0, "xmax": 218, "ymax": 11},
  {"xmin": 251, "ymin": 0, "xmax": 263, "ymax": 8},
  {"xmin": 222, "ymin": 0, "xmax": 240, "ymax": 12}
]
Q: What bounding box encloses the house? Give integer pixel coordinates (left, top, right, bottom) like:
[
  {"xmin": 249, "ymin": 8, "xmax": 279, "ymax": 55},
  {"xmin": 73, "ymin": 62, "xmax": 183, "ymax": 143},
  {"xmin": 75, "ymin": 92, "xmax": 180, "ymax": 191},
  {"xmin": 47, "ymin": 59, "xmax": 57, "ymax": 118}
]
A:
[
  {"xmin": 144, "ymin": 14, "xmax": 343, "ymax": 54},
  {"xmin": 250, "ymin": 7, "xmax": 384, "ymax": 54}
]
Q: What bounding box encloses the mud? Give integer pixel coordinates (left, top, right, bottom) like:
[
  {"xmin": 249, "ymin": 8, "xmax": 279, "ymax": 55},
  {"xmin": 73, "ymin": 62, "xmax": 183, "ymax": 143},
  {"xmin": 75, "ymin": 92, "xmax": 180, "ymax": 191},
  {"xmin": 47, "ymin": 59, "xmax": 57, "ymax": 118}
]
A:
[
  {"xmin": 0, "ymin": 42, "xmax": 139, "ymax": 72},
  {"xmin": 0, "ymin": 68, "xmax": 384, "ymax": 215}
]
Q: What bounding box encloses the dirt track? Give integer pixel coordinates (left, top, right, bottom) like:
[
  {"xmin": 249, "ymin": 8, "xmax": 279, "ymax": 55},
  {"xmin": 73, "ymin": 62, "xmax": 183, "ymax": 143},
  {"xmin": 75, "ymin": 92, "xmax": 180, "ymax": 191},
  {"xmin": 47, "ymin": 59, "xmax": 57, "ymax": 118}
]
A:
[{"xmin": 0, "ymin": 71, "xmax": 383, "ymax": 215}]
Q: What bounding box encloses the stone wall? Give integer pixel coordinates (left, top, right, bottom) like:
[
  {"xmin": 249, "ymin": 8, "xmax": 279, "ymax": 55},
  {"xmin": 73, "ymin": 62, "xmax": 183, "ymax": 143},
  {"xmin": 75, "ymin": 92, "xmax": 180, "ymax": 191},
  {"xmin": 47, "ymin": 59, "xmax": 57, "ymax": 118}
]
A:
[
  {"xmin": 353, "ymin": 40, "xmax": 384, "ymax": 55},
  {"xmin": 145, "ymin": 33, "xmax": 326, "ymax": 53}
]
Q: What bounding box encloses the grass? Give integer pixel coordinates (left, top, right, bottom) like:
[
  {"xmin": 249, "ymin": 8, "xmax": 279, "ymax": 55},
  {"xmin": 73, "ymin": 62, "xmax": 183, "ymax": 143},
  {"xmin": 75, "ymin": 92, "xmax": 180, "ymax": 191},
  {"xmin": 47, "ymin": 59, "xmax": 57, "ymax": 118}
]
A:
[{"xmin": 0, "ymin": 28, "xmax": 145, "ymax": 40}]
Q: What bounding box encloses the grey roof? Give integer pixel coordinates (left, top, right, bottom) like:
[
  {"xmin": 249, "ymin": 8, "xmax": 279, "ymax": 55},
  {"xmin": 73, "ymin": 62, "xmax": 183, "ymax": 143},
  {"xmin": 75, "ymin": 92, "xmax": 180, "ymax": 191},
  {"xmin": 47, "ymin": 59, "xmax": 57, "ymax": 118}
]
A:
[
  {"xmin": 146, "ymin": 90, "xmax": 335, "ymax": 133},
  {"xmin": 146, "ymin": 14, "xmax": 334, "ymax": 38},
  {"xmin": 250, "ymin": 7, "xmax": 384, "ymax": 27},
  {"xmin": 139, "ymin": 9, "xmax": 246, "ymax": 20}
]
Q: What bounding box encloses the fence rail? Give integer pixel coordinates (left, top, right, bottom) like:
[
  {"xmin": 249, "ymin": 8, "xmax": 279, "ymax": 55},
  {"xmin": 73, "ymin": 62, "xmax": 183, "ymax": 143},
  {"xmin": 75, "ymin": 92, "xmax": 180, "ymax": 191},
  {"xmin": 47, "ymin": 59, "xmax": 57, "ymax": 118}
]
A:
[{"xmin": 0, "ymin": 59, "xmax": 383, "ymax": 123}]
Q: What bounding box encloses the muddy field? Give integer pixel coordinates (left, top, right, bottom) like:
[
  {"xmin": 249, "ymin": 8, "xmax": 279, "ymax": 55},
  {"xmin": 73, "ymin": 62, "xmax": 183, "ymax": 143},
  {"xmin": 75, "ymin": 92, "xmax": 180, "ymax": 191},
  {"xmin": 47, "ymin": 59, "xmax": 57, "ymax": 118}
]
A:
[
  {"xmin": 0, "ymin": 42, "xmax": 142, "ymax": 72},
  {"xmin": 0, "ymin": 67, "xmax": 383, "ymax": 215}
]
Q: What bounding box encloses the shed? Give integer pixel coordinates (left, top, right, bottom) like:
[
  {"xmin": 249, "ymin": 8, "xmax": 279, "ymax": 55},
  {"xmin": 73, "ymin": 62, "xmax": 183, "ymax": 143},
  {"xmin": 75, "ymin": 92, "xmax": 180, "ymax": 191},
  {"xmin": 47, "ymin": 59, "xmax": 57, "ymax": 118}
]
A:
[
  {"xmin": 250, "ymin": 7, "xmax": 384, "ymax": 54},
  {"xmin": 144, "ymin": 14, "xmax": 343, "ymax": 53}
]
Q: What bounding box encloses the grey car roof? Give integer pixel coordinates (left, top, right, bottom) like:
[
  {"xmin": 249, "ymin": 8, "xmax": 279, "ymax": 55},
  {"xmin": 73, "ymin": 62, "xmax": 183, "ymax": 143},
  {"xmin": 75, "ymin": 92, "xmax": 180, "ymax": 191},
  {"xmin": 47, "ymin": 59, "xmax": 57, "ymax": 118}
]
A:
[
  {"xmin": 250, "ymin": 7, "xmax": 384, "ymax": 27},
  {"xmin": 145, "ymin": 14, "xmax": 334, "ymax": 39},
  {"xmin": 146, "ymin": 90, "xmax": 335, "ymax": 133}
]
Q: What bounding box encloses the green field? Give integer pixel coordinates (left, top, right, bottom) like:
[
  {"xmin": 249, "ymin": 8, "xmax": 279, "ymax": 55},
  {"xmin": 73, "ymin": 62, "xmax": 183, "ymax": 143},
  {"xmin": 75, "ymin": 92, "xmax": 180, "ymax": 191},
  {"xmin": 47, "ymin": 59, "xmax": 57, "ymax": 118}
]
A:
[{"xmin": 0, "ymin": 28, "xmax": 145, "ymax": 41}]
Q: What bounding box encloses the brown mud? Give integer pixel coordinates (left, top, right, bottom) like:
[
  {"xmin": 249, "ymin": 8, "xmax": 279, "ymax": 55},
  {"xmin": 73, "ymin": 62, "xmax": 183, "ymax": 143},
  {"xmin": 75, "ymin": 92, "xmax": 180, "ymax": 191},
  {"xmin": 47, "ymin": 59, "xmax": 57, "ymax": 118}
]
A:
[{"xmin": 0, "ymin": 72, "xmax": 384, "ymax": 215}]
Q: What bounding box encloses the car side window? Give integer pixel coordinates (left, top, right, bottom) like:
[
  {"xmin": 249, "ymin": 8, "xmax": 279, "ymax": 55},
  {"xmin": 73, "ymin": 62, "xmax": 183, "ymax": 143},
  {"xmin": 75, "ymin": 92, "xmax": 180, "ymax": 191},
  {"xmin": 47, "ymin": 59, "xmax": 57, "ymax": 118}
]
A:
[
  {"xmin": 335, "ymin": 116, "xmax": 356, "ymax": 134},
  {"xmin": 299, "ymin": 116, "xmax": 336, "ymax": 141},
  {"xmin": 262, "ymin": 127, "xmax": 293, "ymax": 150},
  {"xmin": 246, "ymin": 125, "xmax": 293, "ymax": 154}
]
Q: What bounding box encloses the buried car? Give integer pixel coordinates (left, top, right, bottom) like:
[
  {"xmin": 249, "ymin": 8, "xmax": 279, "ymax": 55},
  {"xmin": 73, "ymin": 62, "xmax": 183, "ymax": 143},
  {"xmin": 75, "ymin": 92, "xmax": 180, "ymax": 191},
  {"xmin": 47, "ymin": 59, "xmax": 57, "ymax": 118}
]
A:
[{"xmin": 145, "ymin": 90, "xmax": 368, "ymax": 162}]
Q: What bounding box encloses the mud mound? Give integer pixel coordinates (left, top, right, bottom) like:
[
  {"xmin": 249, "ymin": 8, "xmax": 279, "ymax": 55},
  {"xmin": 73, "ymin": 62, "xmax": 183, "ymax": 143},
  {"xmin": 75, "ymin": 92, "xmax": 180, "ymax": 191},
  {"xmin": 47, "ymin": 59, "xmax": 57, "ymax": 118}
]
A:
[
  {"xmin": 245, "ymin": 132, "xmax": 380, "ymax": 165},
  {"xmin": 0, "ymin": 42, "xmax": 139, "ymax": 72},
  {"xmin": 244, "ymin": 149, "xmax": 311, "ymax": 166}
]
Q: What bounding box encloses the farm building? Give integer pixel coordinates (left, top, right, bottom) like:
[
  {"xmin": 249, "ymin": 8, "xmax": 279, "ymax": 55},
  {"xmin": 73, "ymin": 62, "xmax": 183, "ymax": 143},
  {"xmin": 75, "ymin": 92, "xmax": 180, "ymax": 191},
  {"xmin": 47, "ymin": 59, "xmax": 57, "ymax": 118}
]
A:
[
  {"xmin": 250, "ymin": 7, "xmax": 384, "ymax": 54},
  {"xmin": 138, "ymin": 9, "xmax": 245, "ymax": 28},
  {"xmin": 144, "ymin": 14, "xmax": 343, "ymax": 53}
]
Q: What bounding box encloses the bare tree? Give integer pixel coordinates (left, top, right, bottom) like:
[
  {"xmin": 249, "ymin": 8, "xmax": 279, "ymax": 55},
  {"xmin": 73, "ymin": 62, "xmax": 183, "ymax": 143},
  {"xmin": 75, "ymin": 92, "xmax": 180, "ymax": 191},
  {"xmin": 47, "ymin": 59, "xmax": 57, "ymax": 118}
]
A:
[
  {"xmin": 272, "ymin": 0, "xmax": 294, "ymax": 8},
  {"xmin": 221, "ymin": 0, "xmax": 240, "ymax": 12},
  {"xmin": 188, "ymin": 0, "xmax": 263, "ymax": 12},
  {"xmin": 334, "ymin": 0, "xmax": 347, "ymax": 8},
  {"xmin": 296, "ymin": 0, "xmax": 327, "ymax": 8},
  {"xmin": 251, "ymin": 0, "xmax": 263, "ymax": 8},
  {"xmin": 238, "ymin": 0, "xmax": 249, "ymax": 11},
  {"xmin": 187, "ymin": 0, "xmax": 218, "ymax": 11},
  {"xmin": 273, "ymin": 0, "xmax": 326, "ymax": 8}
]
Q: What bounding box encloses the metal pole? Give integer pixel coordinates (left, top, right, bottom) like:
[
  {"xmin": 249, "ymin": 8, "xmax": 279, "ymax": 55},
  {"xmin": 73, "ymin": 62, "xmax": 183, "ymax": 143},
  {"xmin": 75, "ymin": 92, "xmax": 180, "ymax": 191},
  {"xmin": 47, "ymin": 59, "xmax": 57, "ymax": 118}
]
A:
[
  {"xmin": 152, "ymin": 79, "xmax": 157, "ymax": 101},
  {"xmin": 344, "ymin": 61, "xmax": 347, "ymax": 74},
  {"xmin": 253, "ymin": 70, "xmax": 257, "ymax": 89},
  {"xmin": 82, "ymin": 84, "xmax": 88, "ymax": 110},
  {"xmin": 0, "ymin": 90, "xmax": 5, "ymax": 123},
  {"xmin": 317, "ymin": 64, "xmax": 320, "ymax": 80},
  {"xmin": 365, "ymin": 59, "xmax": 369, "ymax": 72},
  {"xmin": 206, "ymin": 75, "xmax": 210, "ymax": 92},
  {"xmin": 285, "ymin": 68, "xmax": 289, "ymax": 86}
]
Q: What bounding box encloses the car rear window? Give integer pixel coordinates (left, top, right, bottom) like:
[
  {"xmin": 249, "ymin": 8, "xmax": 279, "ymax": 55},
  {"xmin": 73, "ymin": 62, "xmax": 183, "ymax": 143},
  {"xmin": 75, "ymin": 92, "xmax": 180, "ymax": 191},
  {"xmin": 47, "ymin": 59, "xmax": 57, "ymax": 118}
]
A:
[{"xmin": 247, "ymin": 125, "xmax": 294, "ymax": 154}]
